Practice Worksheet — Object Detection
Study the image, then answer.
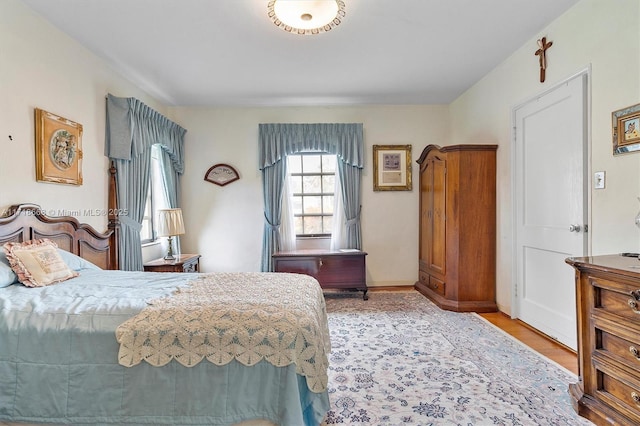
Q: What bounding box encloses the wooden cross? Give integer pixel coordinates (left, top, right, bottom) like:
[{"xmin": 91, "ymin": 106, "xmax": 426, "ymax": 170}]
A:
[{"xmin": 535, "ymin": 37, "xmax": 553, "ymax": 82}]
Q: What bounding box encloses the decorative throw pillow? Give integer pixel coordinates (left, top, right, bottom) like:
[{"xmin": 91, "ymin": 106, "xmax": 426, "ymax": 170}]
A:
[{"xmin": 3, "ymin": 239, "xmax": 79, "ymax": 287}]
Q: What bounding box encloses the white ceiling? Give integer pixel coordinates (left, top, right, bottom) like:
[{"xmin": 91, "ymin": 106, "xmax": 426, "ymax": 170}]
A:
[{"xmin": 21, "ymin": 0, "xmax": 580, "ymax": 107}]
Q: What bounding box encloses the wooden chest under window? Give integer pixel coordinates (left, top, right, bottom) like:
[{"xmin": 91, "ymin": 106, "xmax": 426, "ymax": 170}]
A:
[
  {"xmin": 273, "ymin": 249, "xmax": 368, "ymax": 299},
  {"xmin": 566, "ymin": 254, "xmax": 640, "ymax": 425}
]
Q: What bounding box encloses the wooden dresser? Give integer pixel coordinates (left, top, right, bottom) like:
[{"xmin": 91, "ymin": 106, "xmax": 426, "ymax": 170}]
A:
[
  {"xmin": 566, "ymin": 254, "xmax": 640, "ymax": 425},
  {"xmin": 273, "ymin": 249, "xmax": 368, "ymax": 299},
  {"xmin": 414, "ymin": 144, "xmax": 497, "ymax": 312}
]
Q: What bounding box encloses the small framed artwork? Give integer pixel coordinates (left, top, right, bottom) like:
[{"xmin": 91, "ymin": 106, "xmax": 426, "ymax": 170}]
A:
[
  {"xmin": 373, "ymin": 144, "xmax": 412, "ymax": 191},
  {"xmin": 35, "ymin": 108, "xmax": 83, "ymax": 185},
  {"xmin": 613, "ymin": 102, "xmax": 640, "ymax": 155},
  {"xmin": 35, "ymin": 108, "xmax": 82, "ymax": 185},
  {"xmin": 204, "ymin": 163, "xmax": 240, "ymax": 186}
]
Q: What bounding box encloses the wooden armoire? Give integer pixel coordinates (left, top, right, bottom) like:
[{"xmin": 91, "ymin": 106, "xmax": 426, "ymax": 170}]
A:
[{"xmin": 415, "ymin": 144, "xmax": 497, "ymax": 312}]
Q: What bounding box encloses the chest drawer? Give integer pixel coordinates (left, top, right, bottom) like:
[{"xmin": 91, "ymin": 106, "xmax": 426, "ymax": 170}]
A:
[
  {"xmin": 597, "ymin": 325, "xmax": 640, "ymax": 371},
  {"xmin": 427, "ymin": 275, "xmax": 446, "ymax": 296},
  {"xmin": 591, "ymin": 275, "xmax": 640, "ymax": 321},
  {"xmin": 594, "ymin": 360, "xmax": 640, "ymax": 424}
]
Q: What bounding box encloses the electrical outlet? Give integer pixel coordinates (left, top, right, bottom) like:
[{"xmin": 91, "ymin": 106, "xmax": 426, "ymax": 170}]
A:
[{"xmin": 594, "ymin": 171, "xmax": 605, "ymax": 189}]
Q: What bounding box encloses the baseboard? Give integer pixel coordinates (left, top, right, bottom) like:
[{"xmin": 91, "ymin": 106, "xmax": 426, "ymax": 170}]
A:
[{"xmin": 368, "ymin": 285, "xmax": 415, "ymax": 292}]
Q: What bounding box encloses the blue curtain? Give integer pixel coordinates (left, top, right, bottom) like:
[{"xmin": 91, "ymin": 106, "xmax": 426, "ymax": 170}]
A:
[
  {"xmin": 105, "ymin": 94, "xmax": 186, "ymax": 271},
  {"xmin": 258, "ymin": 123, "xmax": 364, "ymax": 271}
]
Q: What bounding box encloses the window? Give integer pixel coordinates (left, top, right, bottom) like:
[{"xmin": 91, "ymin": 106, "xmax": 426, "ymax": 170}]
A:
[
  {"xmin": 287, "ymin": 152, "xmax": 336, "ymax": 237},
  {"xmin": 140, "ymin": 145, "xmax": 167, "ymax": 244},
  {"xmin": 140, "ymin": 180, "xmax": 154, "ymax": 243}
]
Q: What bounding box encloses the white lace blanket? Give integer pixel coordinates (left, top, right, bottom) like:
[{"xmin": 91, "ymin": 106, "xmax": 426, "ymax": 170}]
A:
[{"xmin": 115, "ymin": 272, "xmax": 330, "ymax": 392}]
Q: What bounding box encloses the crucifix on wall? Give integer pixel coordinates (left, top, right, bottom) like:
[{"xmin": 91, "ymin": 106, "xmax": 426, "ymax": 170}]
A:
[{"xmin": 535, "ymin": 36, "xmax": 553, "ymax": 82}]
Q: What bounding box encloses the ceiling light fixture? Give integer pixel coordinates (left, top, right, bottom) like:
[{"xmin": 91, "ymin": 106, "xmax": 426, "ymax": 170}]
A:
[{"xmin": 268, "ymin": 0, "xmax": 346, "ymax": 35}]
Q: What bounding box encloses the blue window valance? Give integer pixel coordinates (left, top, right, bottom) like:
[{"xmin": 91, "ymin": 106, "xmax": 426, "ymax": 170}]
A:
[{"xmin": 259, "ymin": 123, "xmax": 364, "ymax": 170}]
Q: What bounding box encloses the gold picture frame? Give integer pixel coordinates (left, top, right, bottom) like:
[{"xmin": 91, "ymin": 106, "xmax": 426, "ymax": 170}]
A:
[
  {"xmin": 613, "ymin": 103, "xmax": 640, "ymax": 155},
  {"xmin": 35, "ymin": 108, "xmax": 83, "ymax": 185},
  {"xmin": 373, "ymin": 144, "xmax": 412, "ymax": 191}
]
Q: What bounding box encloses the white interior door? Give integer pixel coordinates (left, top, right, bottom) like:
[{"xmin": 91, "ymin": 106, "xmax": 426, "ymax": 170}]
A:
[{"xmin": 514, "ymin": 73, "xmax": 588, "ymax": 351}]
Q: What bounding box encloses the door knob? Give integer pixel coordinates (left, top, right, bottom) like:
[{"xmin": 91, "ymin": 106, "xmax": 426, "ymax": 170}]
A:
[{"xmin": 569, "ymin": 224, "xmax": 581, "ymax": 232}]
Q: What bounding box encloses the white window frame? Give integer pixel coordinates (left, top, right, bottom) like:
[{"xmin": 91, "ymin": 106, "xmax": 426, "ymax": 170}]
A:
[
  {"xmin": 140, "ymin": 145, "xmax": 168, "ymax": 244},
  {"xmin": 287, "ymin": 152, "xmax": 336, "ymax": 238}
]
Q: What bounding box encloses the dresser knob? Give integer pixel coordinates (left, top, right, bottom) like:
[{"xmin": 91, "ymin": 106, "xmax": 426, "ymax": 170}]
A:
[
  {"xmin": 628, "ymin": 299, "xmax": 640, "ymax": 314},
  {"xmin": 632, "ymin": 392, "xmax": 640, "ymax": 405},
  {"xmin": 631, "ymin": 346, "xmax": 640, "ymax": 360}
]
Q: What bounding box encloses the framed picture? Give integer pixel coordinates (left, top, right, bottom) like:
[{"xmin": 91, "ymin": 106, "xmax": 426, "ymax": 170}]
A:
[
  {"xmin": 613, "ymin": 103, "xmax": 640, "ymax": 155},
  {"xmin": 373, "ymin": 144, "xmax": 412, "ymax": 191},
  {"xmin": 35, "ymin": 108, "xmax": 83, "ymax": 185}
]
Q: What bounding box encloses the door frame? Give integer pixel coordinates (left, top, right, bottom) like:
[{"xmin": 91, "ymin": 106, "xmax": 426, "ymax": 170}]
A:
[{"xmin": 510, "ymin": 66, "xmax": 592, "ymax": 319}]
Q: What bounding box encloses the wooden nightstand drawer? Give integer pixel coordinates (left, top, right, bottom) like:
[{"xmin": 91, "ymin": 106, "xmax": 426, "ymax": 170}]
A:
[{"xmin": 144, "ymin": 254, "xmax": 201, "ymax": 273}]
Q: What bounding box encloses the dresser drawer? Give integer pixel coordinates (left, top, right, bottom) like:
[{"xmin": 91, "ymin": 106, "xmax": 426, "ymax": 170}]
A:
[
  {"xmin": 598, "ymin": 328, "xmax": 640, "ymax": 370},
  {"xmin": 419, "ymin": 271, "xmax": 429, "ymax": 286},
  {"xmin": 596, "ymin": 365, "xmax": 640, "ymax": 423},
  {"xmin": 428, "ymin": 276, "xmax": 446, "ymax": 296},
  {"xmin": 591, "ymin": 276, "xmax": 640, "ymax": 321}
]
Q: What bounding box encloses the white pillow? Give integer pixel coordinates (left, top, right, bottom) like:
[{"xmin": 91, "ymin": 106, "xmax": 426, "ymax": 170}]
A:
[
  {"xmin": 57, "ymin": 249, "xmax": 102, "ymax": 271},
  {"xmin": 0, "ymin": 253, "xmax": 18, "ymax": 287},
  {"xmin": 3, "ymin": 239, "xmax": 78, "ymax": 287}
]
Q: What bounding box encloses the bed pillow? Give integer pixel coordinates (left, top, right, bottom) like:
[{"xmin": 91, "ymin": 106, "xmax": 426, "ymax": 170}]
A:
[
  {"xmin": 57, "ymin": 248, "xmax": 102, "ymax": 271},
  {"xmin": 0, "ymin": 253, "xmax": 18, "ymax": 287},
  {"xmin": 3, "ymin": 239, "xmax": 79, "ymax": 287}
]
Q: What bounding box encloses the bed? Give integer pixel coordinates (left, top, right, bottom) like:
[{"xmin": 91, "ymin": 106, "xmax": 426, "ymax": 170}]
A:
[{"xmin": 0, "ymin": 204, "xmax": 330, "ymax": 426}]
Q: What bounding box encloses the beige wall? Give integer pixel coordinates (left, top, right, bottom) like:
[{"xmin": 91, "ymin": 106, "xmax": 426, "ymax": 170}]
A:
[
  {"xmin": 169, "ymin": 106, "xmax": 448, "ymax": 285},
  {"xmin": 449, "ymin": 0, "xmax": 640, "ymax": 313},
  {"xmin": 3, "ymin": 0, "xmax": 639, "ymax": 299},
  {"xmin": 0, "ymin": 0, "xmax": 166, "ymax": 232}
]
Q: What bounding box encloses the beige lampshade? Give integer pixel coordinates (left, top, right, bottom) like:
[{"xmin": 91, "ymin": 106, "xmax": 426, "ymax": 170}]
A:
[{"xmin": 156, "ymin": 208, "xmax": 185, "ymax": 237}]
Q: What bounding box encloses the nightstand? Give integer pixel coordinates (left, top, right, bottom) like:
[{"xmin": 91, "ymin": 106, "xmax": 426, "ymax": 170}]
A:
[{"xmin": 143, "ymin": 254, "xmax": 201, "ymax": 273}]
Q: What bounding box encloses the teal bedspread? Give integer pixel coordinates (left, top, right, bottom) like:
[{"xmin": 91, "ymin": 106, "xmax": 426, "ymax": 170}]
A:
[{"xmin": 0, "ymin": 269, "xmax": 328, "ymax": 425}]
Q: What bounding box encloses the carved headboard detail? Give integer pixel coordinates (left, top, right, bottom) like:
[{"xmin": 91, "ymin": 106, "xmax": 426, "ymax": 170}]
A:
[{"xmin": 0, "ymin": 203, "xmax": 117, "ymax": 270}]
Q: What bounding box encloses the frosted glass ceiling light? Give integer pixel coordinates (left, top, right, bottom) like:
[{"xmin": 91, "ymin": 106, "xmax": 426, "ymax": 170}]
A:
[{"xmin": 268, "ymin": 0, "xmax": 346, "ymax": 35}]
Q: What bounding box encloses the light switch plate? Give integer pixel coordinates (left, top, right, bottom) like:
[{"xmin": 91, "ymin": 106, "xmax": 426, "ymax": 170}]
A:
[{"xmin": 594, "ymin": 171, "xmax": 605, "ymax": 189}]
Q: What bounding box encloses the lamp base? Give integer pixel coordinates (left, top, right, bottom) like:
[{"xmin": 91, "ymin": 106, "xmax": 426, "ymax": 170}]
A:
[{"xmin": 164, "ymin": 236, "xmax": 176, "ymax": 262}]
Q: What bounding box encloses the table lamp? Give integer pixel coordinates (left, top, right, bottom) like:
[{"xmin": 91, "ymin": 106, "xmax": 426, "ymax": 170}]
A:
[{"xmin": 156, "ymin": 208, "xmax": 185, "ymax": 261}]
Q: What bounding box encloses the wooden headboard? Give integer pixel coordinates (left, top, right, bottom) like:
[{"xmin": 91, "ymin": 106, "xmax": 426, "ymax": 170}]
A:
[{"xmin": 0, "ymin": 203, "xmax": 117, "ymax": 270}]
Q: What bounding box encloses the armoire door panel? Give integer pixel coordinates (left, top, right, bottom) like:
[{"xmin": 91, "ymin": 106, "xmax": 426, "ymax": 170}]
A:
[{"xmin": 430, "ymin": 157, "xmax": 446, "ymax": 274}]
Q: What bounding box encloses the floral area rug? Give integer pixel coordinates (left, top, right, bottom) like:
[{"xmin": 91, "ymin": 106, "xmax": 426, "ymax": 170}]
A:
[{"xmin": 323, "ymin": 291, "xmax": 593, "ymax": 425}]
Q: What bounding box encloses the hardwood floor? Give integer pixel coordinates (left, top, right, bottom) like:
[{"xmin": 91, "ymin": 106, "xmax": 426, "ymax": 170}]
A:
[{"xmin": 479, "ymin": 311, "xmax": 578, "ymax": 375}]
